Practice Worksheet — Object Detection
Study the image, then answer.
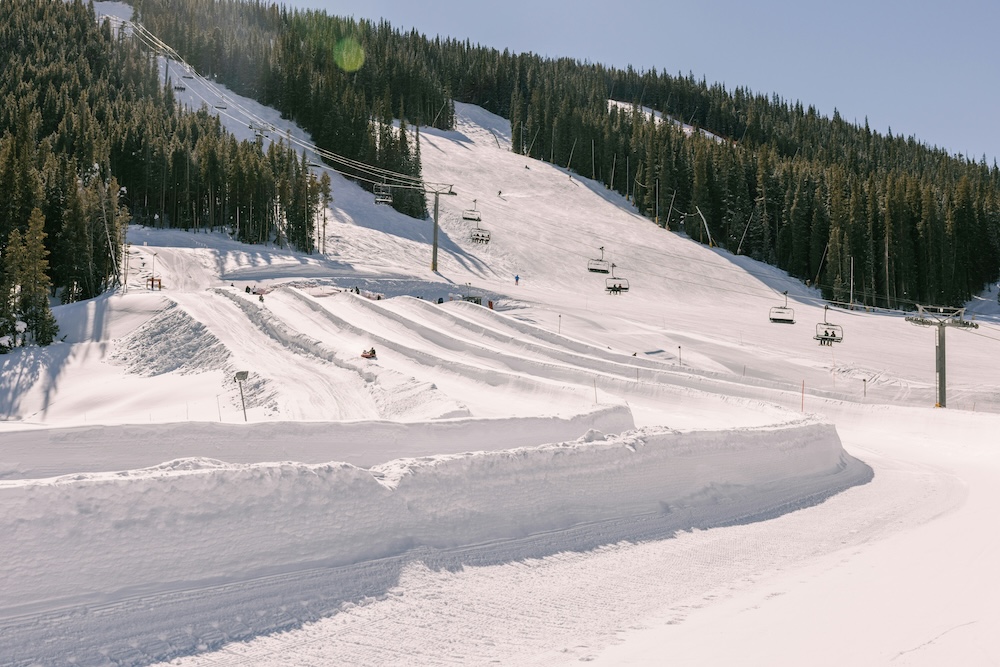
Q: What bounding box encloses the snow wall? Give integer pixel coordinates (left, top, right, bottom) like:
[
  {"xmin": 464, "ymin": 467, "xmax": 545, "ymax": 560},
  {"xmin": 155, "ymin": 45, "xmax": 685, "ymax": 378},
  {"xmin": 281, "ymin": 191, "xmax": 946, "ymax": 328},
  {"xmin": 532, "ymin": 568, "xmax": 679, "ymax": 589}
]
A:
[
  {"xmin": 0, "ymin": 405, "xmax": 635, "ymax": 479},
  {"xmin": 0, "ymin": 417, "xmax": 870, "ymax": 612}
]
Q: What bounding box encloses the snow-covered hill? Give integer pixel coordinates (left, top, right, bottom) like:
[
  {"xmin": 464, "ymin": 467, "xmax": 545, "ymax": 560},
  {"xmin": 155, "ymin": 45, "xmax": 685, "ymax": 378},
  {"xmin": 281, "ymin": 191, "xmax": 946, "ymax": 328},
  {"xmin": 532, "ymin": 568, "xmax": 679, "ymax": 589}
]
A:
[{"xmin": 2, "ymin": 4, "xmax": 1000, "ymax": 665}]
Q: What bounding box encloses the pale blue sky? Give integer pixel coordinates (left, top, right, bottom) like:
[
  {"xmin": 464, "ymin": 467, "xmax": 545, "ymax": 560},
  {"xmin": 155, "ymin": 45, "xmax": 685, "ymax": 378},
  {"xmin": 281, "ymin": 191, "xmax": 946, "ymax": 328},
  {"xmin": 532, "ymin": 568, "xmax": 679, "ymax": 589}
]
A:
[{"xmin": 284, "ymin": 0, "xmax": 999, "ymax": 164}]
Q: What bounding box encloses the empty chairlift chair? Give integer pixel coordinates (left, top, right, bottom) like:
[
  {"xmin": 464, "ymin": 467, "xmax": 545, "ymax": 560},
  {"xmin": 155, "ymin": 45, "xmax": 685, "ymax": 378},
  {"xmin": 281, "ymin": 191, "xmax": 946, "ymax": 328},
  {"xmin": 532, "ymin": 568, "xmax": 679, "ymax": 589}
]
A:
[
  {"xmin": 587, "ymin": 246, "xmax": 611, "ymax": 274},
  {"xmin": 769, "ymin": 291, "xmax": 795, "ymax": 324},
  {"xmin": 374, "ymin": 183, "xmax": 393, "ymax": 205}
]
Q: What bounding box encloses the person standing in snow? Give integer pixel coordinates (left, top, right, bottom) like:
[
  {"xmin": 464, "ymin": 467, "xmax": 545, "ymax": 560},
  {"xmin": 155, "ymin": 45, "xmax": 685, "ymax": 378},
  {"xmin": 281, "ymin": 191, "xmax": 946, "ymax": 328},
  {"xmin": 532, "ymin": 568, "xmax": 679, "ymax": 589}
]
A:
[{"xmin": 515, "ymin": 274, "xmax": 520, "ymax": 285}]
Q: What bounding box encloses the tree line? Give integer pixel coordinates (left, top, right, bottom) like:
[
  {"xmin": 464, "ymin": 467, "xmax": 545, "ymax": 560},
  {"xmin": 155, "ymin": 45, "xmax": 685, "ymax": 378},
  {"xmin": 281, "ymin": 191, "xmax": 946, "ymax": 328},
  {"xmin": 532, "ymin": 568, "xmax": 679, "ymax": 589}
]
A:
[
  {"xmin": 0, "ymin": 0, "xmax": 322, "ymax": 350},
  {"xmin": 128, "ymin": 0, "xmax": 1000, "ymax": 309},
  {"xmin": 132, "ymin": 0, "xmax": 429, "ymax": 218},
  {"xmin": 6, "ymin": 0, "xmax": 999, "ymax": 354}
]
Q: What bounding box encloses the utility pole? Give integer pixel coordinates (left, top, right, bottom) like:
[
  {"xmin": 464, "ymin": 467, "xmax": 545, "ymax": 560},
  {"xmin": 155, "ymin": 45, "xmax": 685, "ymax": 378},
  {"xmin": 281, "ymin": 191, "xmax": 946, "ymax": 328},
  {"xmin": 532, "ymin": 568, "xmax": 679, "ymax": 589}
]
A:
[{"xmin": 905, "ymin": 305, "xmax": 978, "ymax": 408}]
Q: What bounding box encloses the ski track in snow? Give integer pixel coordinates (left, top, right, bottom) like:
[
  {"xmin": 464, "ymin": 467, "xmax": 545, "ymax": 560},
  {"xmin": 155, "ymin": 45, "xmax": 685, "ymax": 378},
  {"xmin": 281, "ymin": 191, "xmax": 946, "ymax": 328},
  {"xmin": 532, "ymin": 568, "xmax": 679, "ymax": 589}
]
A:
[{"xmin": 145, "ymin": 447, "xmax": 954, "ymax": 667}]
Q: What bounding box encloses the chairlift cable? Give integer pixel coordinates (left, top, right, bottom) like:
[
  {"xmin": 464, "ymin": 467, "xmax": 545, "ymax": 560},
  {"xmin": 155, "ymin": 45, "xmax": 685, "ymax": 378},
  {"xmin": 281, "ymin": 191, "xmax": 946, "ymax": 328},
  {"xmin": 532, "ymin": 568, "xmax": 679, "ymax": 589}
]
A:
[
  {"xmin": 101, "ymin": 13, "xmax": 1000, "ymax": 328},
  {"xmin": 103, "ymin": 14, "xmax": 452, "ymax": 193}
]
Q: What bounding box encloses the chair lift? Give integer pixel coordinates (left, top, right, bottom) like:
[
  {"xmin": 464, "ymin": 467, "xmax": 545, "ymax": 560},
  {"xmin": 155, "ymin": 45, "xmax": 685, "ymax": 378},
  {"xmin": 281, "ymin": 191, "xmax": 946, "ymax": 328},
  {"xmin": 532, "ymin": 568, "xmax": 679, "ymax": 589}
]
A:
[
  {"xmin": 813, "ymin": 305, "xmax": 843, "ymax": 345},
  {"xmin": 182, "ymin": 74, "xmax": 194, "ymax": 79},
  {"xmin": 587, "ymin": 246, "xmax": 611, "ymax": 273},
  {"xmin": 373, "ymin": 182, "xmax": 393, "ymax": 205},
  {"xmin": 463, "ymin": 199, "xmax": 490, "ymax": 243},
  {"xmin": 462, "ymin": 199, "xmax": 482, "ymax": 222},
  {"xmin": 470, "ymin": 224, "xmax": 491, "ymax": 244},
  {"xmin": 605, "ymin": 264, "xmax": 630, "ymax": 293},
  {"xmin": 173, "ymin": 84, "xmax": 186, "ymax": 91},
  {"xmin": 769, "ymin": 291, "xmax": 795, "ymax": 324}
]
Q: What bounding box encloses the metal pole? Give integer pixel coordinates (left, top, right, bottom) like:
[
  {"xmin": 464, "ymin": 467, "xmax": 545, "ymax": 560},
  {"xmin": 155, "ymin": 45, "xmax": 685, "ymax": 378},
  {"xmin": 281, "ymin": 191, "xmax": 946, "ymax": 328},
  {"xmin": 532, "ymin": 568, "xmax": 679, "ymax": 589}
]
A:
[
  {"xmin": 235, "ymin": 371, "xmax": 249, "ymax": 421},
  {"xmin": 936, "ymin": 324, "xmax": 946, "ymax": 408},
  {"xmin": 566, "ymin": 138, "xmax": 578, "ymax": 170},
  {"xmin": 432, "ymin": 192, "xmax": 440, "ymax": 272},
  {"xmin": 850, "ymin": 256, "xmax": 854, "ymax": 307},
  {"xmin": 737, "ymin": 208, "xmax": 754, "ymax": 255},
  {"xmin": 696, "ymin": 206, "xmax": 714, "ymax": 247},
  {"xmin": 238, "ymin": 380, "xmax": 247, "ymax": 421},
  {"xmin": 665, "ymin": 190, "xmax": 676, "ymax": 231}
]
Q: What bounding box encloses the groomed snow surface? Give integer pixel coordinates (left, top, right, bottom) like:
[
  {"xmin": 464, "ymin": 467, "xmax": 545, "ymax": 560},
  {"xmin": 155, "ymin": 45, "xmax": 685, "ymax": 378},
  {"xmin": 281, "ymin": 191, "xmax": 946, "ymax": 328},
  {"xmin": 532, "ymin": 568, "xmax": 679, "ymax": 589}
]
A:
[{"xmin": 2, "ymin": 6, "xmax": 1000, "ymax": 664}]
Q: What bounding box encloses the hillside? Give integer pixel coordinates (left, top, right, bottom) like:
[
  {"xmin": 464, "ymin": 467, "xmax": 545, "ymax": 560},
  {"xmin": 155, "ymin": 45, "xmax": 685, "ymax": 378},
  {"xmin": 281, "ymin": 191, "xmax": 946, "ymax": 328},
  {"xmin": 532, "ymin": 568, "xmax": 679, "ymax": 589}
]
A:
[{"xmin": 2, "ymin": 4, "xmax": 1000, "ymax": 666}]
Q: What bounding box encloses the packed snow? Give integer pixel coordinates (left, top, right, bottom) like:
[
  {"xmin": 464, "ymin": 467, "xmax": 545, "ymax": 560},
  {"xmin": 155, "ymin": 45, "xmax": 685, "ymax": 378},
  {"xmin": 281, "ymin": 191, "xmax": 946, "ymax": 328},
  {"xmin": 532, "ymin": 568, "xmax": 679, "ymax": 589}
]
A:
[{"xmin": 1, "ymin": 4, "xmax": 1000, "ymax": 665}]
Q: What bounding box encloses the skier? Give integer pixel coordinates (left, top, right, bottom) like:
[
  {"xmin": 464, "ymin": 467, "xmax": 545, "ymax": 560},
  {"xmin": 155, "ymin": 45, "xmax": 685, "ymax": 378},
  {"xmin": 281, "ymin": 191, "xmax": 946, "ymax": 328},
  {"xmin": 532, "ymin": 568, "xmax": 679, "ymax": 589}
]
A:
[{"xmin": 515, "ymin": 274, "xmax": 520, "ymax": 285}]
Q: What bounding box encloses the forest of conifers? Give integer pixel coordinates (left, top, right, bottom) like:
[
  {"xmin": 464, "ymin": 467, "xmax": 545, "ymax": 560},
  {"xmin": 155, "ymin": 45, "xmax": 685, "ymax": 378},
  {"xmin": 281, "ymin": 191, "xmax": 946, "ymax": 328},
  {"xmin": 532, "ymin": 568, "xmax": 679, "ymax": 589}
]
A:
[
  {"xmin": 131, "ymin": 0, "xmax": 1000, "ymax": 310},
  {"xmin": 3, "ymin": 0, "xmax": 1000, "ymax": 350}
]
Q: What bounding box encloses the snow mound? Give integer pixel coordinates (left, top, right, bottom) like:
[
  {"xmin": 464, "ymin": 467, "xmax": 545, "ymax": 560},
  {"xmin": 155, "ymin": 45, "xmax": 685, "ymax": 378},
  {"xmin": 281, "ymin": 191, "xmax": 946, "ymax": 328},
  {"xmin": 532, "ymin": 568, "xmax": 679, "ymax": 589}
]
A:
[
  {"xmin": 0, "ymin": 418, "xmax": 869, "ymax": 626},
  {"xmin": 111, "ymin": 303, "xmax": 230, "ymax": 376}
]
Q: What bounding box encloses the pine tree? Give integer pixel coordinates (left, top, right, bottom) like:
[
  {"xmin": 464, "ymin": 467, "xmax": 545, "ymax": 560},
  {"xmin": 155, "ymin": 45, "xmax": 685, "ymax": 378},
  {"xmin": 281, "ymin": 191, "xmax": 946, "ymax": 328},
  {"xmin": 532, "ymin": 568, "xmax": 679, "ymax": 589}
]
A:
[{"xmin": 18, "ymin": 208, "xmax": 59, "ymax": 346}]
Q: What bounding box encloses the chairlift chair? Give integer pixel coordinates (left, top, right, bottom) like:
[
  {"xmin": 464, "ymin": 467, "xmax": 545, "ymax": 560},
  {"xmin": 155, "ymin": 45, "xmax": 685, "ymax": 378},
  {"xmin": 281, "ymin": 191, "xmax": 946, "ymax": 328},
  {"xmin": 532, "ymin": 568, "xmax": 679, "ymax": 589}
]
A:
[
  {"xmin": 181, "ymin": 74, "xmax": 194, "ymax": 79},
  {"xmin": 373, "ymin": 183, "xmax": 393, "ymax": 205},
  {"xmin": 173, "ymin": 84, "xmax": 186, "ymax": 91},
  {"xmin": 463, "ymin": 199, "xmax": 490, "ymax": 243},
  {"xmin": 462, "ymin": 199, "xmax": 482, "ymax": 222},
  {"xmin": 605, "ymin": 264, "xmax": 630, "ymax": 293},
  {"xmin": 769, "ymin": 291, "xmax": 795, "ymax": 324},
  {"xmin": 588, "ymin": 246, "xmax": 611, "ymax": 274},
  {"xmin": 813, "ymin": 305, "xmax": 843, "ymax": 344},
  {"xmin": 470, "ymin": 226, "xmax": 491, "ymax": 244}
]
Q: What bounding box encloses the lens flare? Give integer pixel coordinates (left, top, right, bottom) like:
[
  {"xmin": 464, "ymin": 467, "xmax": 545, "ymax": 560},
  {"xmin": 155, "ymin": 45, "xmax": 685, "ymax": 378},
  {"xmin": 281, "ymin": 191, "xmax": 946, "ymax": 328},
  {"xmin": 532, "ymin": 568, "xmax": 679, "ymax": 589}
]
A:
[{"xmin": 333, "ymin": 38, "xmax": 364, "ymax": 72}]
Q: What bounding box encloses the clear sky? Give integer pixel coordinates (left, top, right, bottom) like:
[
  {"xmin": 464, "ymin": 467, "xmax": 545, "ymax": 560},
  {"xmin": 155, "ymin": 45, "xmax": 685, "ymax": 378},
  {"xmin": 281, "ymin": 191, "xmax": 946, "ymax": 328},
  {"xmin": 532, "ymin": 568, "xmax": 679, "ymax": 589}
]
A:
[{"xmin": 282, "ymin": 0, "xmax": 999, "ymax": 165}]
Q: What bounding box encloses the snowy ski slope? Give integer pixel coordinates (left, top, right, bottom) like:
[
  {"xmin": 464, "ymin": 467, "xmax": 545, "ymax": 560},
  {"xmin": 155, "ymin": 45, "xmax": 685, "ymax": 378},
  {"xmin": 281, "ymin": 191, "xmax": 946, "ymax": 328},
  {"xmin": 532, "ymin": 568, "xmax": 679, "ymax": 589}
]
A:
[{"xmin": 2, "ymin": 4, "xmax": 1000, "ymax": 665}]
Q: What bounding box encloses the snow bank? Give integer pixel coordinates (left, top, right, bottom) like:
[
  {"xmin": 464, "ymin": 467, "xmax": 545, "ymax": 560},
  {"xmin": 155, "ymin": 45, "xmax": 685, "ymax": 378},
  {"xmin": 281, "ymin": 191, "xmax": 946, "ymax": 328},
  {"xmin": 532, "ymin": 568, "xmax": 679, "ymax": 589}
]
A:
[
  {"xmin": 0, "ymin": 418, "xmax": 869, "ymax": 613},
  {"xmin": 0, "ymin": 406, "xmax": 634, "ymax": 479}
]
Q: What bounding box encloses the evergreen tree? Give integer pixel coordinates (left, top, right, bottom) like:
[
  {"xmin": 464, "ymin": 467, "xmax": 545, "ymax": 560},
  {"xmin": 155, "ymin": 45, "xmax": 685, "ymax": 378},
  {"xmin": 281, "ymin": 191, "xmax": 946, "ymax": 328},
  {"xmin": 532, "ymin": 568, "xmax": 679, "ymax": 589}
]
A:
[{"xmin": 17, "ymin": 208, "xmax": 59, "ymax": 345}]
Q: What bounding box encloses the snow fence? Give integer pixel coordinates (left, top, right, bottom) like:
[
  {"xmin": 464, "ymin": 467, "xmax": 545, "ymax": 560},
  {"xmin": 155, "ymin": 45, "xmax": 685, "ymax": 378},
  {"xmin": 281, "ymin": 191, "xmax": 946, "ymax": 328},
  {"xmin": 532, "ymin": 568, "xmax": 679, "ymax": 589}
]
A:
[{"xmin": 0, "ymin": 417, "xmax": 870, "ymax": 613}]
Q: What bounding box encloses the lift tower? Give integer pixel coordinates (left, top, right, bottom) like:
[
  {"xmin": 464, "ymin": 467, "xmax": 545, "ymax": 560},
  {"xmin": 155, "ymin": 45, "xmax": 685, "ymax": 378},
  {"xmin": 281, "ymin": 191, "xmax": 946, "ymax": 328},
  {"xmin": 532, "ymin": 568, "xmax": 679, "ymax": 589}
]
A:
[{"xmin": 905, "ymin": 305, "xmax": 978, "ymax": 408}]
